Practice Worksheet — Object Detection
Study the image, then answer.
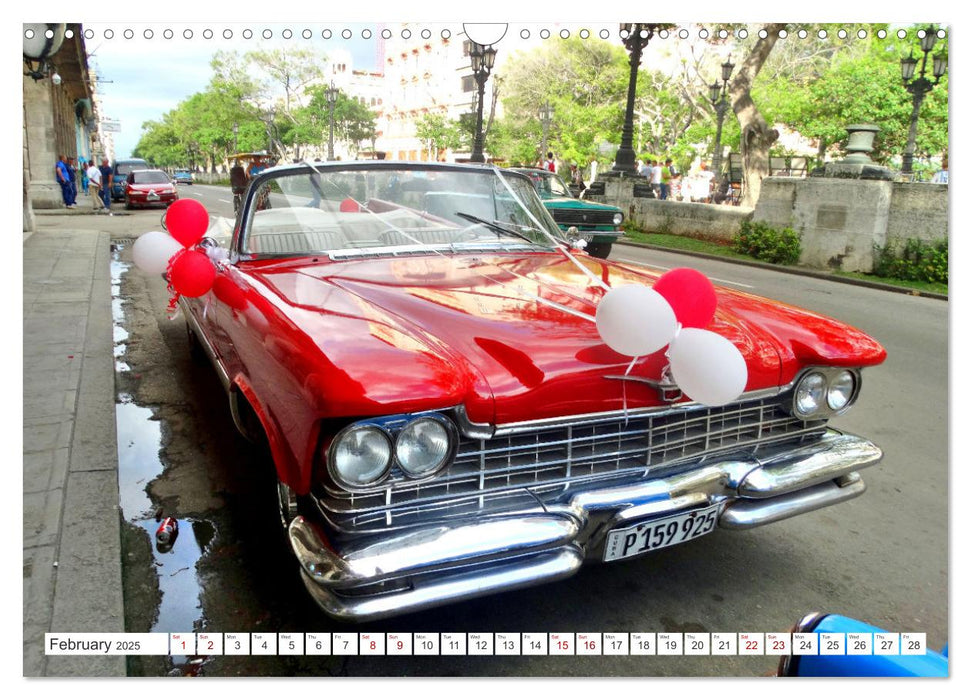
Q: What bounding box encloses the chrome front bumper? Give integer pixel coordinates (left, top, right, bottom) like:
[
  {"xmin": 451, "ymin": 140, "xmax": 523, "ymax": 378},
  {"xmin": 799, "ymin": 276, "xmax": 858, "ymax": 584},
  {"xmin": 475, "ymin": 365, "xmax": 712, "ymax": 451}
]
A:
[{"xmin": 289, "ymin": 430, "xmax": 881, "ymax": 622}]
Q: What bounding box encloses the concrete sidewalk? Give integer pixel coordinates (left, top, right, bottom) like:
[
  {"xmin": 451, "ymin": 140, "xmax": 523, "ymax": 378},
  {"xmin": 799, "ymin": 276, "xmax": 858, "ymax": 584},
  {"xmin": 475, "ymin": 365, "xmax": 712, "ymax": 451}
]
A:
[{"xmin": 23, "ymin": 222, "xmax": 125, "ymax": 676}]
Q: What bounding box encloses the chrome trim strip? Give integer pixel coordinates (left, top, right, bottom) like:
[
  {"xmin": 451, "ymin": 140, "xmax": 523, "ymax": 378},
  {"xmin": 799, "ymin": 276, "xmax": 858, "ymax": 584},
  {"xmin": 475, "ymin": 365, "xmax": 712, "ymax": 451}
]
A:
[
  {"xmin": 181, "ymin": 298, "xmax": 230, "ymax": 392},
  {"xmin": 490, "ymin": 385, "xmax": 793, "ymax": 437}
]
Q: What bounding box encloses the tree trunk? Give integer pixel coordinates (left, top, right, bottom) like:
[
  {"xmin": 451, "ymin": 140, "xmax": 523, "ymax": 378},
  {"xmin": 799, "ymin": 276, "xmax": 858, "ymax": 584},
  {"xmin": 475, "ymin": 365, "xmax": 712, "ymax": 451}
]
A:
[{"xmin": 728, "ymin": 23, "xmax": 785, "ymax": 207}]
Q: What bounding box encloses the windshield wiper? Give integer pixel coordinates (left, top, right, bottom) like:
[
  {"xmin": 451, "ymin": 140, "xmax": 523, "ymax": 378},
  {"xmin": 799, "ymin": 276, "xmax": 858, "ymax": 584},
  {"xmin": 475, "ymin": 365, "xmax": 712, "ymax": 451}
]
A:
[{"xmin": 453, "ymin": 211, "xmax": 542, "ymax": 246}]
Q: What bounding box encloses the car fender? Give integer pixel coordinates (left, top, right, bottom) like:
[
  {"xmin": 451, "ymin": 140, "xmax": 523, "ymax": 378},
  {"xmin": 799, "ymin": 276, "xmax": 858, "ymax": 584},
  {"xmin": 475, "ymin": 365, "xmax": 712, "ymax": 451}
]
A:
[{"xmin": 231, "ymin": 373, "xmax": 311, "ymax": 494}]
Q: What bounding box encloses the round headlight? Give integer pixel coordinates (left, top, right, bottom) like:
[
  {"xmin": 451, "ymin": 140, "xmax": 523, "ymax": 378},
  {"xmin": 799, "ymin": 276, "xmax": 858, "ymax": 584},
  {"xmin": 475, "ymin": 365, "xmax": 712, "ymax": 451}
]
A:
[
  {"xmin": 396, "ymin": 417, "xmax": 453, "ymax": 478},
  {"xmin": 794, "ymin": 372, "xmax": 826, "ymax": 418},
  {"xmin": 330, "ymin": 425, "xmax": 392, "ymax": 488},
  {"xmin": 827, "ymin": 370, "xmax": 856, "ymax": 411},
  {"xmin": 612, "ymin": 212, "xmax": 624, "ymax": 226}
]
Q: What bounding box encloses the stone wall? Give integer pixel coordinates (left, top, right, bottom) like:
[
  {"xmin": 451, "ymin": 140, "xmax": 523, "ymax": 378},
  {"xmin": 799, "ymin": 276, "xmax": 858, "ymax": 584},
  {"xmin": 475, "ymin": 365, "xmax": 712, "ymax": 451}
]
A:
[
  {"xmin": 752, "ymin": 176, "xmax": 948, "ymax": 272},
  {"xmin": 887, "ymin": 182, "xmax": 949, "ymax": 244},
  {"xmin": 628, "ymin": 198, "xmax": 753, "ymax": 243},
  {"xmin": 585, "ymin": 175, "xmax": 753, "ymax": 244}
]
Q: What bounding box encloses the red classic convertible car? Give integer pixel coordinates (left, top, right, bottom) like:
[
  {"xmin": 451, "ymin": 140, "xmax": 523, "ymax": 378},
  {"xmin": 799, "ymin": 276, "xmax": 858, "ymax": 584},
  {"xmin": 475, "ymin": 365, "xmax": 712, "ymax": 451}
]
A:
[{"xmin": 182, "ymin": 162, "xmax": 886, "ymax": 621}]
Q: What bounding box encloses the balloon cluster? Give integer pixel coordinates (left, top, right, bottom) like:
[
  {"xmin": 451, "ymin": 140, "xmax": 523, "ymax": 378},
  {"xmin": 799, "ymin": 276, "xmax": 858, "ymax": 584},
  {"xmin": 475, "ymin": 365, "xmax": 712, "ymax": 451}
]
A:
[
  {"xmin": 131, "ymin": 200, "xmax": 215, "ymax": 310},
  {"xmin": 595, "ymin": 268, "xmax": 747, "ymax": 406}
]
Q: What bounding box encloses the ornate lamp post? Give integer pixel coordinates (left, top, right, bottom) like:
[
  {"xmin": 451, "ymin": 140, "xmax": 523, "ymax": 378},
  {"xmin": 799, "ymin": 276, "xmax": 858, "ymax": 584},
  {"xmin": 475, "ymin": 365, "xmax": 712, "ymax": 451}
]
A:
[
  {"xmin": 469, "ymin": 41, "xmax": 497, "ymax": 164},
  {"xmin": 326, "ymin": 82, "xmax": 339, "ymax": 160},
  {"xmin": 708, "ymin": 56, "xmax": 734, "ymax": 176},
  {"xmin": 264, "ymin": 108, "xmax": 276, "ymax": 155},
  {"xmin": 538, "ymin": 101, "xmax": 553, "ymax": 163},
  {"xmin": 900, "ymin": 26, "xmax": 947, "ymax": 175},
  {"xmin": 612, "ymin": 23, "xmax": 659, "ymax": 175}
]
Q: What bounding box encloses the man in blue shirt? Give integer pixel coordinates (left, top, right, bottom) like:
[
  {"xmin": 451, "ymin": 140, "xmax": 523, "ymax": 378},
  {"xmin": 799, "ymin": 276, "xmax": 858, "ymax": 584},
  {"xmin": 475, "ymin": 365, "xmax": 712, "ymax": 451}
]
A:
[
  {"xmin": 56, "ymin": 155, "xmax": 75, "ymax": 208},
  {"xmin": 99, "ymin": 159, "xmax": 113, "ymax": 209}
]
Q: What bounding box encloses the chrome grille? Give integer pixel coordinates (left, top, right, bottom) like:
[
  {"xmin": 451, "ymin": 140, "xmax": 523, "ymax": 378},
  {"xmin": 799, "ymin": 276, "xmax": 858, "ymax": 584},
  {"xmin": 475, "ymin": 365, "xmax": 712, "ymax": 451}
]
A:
[
  {"xmin": 550, "ymin": 208, "xmax": 617, "ymax": 227},
  {"xmin": 317, "ymin": 395, "xmax": 826, "ymax": 532}
]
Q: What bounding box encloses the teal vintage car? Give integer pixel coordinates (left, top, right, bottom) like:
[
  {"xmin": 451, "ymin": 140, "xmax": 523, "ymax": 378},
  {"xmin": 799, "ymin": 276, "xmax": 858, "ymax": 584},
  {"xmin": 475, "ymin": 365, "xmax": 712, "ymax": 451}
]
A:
[{"xmin": 511, "ymin": 167, "xmax": 624, "ymax": 259}]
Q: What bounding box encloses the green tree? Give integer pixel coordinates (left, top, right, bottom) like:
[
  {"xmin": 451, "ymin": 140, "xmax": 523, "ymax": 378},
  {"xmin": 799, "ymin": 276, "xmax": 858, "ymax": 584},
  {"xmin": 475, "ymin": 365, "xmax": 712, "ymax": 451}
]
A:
[
  {"xmin": 756, "ymin": 25, "xmax": 948, "ymax": 167},
  {"xmin": 414, "ymin": 113, "xmax": 463, "ymax": 159}
]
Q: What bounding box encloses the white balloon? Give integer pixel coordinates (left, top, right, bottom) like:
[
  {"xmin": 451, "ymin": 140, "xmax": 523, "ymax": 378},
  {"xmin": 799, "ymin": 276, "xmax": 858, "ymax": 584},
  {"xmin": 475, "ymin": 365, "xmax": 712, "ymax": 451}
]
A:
[
  {"xmin": 668, "ymin": 328, "xmax": 748, "ymax": 406},
  {"xmin": 596, "ymin": 284, "xmax": 678, "ymax": 357},
  {"xmin": 132, "ymin": 231, "xmax": 184, "ymax": 275}
]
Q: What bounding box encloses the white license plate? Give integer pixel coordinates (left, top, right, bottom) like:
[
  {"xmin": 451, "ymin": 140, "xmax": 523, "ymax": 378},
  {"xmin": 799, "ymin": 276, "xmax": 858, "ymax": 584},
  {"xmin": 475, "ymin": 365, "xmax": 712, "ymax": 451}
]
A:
[
  {"xmin": 603, "ymin": 504, "xmax": 721, "ymax": 562},
  {"xmin": 147, "ymin": 192, "xmax": 159, "ymax": 201}
]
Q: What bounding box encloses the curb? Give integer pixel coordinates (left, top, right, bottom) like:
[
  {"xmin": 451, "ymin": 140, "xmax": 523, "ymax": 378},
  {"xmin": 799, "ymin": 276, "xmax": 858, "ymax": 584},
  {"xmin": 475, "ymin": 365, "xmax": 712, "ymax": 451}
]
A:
[
  {"xmin": 616, "ymin": 239, "xmax": 948, "ymax": 301},
  {"xmin": 34, "ymin": 209, "xmax": 131, "ymax": 217}
]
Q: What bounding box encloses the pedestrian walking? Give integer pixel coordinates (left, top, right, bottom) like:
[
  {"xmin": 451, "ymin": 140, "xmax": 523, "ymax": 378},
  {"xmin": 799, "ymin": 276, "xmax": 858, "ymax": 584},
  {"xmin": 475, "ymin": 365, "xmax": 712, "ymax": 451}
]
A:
[
  {"xmin": 99, "ymin": 159, "xmax": 113, "ymax": 209},
  {"xmin": 85, "ymin": 160, "xmax": 105, "ymax": 212},
  {"xmin": 56, "ymin": 155, "xmax": 75, "ymax": 208}
]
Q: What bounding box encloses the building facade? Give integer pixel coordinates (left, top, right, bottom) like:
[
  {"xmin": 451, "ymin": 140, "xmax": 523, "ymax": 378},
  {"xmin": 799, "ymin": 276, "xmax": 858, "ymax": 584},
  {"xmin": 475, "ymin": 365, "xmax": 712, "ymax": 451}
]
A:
[{"xmin": 23, "ymin": 23, "xmax": 102, "ymax": 224}]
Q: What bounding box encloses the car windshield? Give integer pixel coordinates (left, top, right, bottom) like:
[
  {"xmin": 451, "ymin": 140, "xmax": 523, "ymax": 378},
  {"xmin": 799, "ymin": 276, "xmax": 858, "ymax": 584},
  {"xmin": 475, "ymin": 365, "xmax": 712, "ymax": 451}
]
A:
[
  {"xmin": 521, "ymin": 170, "xmax": 572, "ymax": 198},
  {"xmin": 132, "ymin": 171, "xmax": 170, "ymax": 184},
  {"xmin": 238, "ymin": 165, "xmax": 564, "ymax": 258}
]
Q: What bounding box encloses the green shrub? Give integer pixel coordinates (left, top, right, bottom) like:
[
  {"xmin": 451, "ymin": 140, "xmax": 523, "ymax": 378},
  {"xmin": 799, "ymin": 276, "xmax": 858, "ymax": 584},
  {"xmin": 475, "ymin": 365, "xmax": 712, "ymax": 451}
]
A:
[
  {"xmin": 873, "ymin": 238, "xmax": 948, "ymax": 284},
  {"xmin": 731, "ymin": 221, "xmax": 802, "ymax": 265}
]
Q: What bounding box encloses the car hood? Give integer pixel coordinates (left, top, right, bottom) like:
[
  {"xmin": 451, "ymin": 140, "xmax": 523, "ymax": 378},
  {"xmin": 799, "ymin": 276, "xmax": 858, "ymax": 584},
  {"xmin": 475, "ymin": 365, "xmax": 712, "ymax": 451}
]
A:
[
  {"xmin": 248, "ymin": 253, "xmax": 885, "ymax": 425},
  {"xmin": 542, "ymin": 196, "xmax": 620, "ymax": 212}
]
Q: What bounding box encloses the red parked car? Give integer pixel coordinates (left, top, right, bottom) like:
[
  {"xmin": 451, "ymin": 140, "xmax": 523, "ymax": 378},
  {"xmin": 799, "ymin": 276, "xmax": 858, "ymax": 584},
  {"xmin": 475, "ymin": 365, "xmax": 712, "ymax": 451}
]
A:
[
  {"xmin": 181, "ymin": 162, "xmax": 886, "ymax": 622},
  {"xmin": 125, "ymin": 169, "xmax": 178, "ymax": 209}
]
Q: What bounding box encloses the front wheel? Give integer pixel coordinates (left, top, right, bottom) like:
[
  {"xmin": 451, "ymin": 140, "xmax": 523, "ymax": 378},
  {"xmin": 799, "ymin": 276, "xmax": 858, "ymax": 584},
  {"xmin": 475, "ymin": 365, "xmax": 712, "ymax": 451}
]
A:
[{"xmin": 585, "ymin": 241, "xmax": 613, "ymax": 259}]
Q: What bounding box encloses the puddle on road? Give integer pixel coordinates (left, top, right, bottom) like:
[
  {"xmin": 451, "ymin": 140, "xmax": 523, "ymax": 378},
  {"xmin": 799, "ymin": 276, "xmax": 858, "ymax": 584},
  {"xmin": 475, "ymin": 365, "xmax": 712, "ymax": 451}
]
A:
[{"xmin": 112, "ymin": 243, "xmax": 215, "ymax": 674}]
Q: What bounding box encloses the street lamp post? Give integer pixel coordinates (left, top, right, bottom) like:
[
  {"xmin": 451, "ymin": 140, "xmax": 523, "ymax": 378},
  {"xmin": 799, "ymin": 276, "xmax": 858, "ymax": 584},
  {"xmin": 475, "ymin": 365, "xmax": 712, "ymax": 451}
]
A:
[
  {"xmin": 232, "ymin": 122, "xmax": 239, "ymax": 153},
  {"xmin": 538, "ymin": 101, "xmax": 553, "ymax": 163},
  {"xmin": 469, "ymin": 41, "xmax": 497, "ymax": 164},
  {"xmin": 264, "ymin": 108, "xmax": 275, "ymax": 155},
  {"xmin": 326, "ymin": 82, "xmax": 339, "ymax": 160},
  {"xmin": 708, "ymin": 57, "xmax": 735, "ymax": 176},
  {"xmin": 900, "ymin": 26, "xmax": 947, "ymax": 175},
  {"xmin": 611, "ymin": 23, "xmax": 660, "ymax": 175}
]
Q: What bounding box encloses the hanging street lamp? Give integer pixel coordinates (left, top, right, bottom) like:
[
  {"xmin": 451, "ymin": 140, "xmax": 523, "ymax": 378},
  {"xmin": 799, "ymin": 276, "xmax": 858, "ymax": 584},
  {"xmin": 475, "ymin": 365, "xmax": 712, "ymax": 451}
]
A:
[
  {"xmin": 611, "ymin": 23, "xmax": 660, "ymax": 175},
  {"xmin": 538, "ymin": 101, "xmax": 553, "ymax": 163},
  {"xmin": 326, "ymin": 82, "xmax": 340, "ymax": 161},
  {"xmin": 469, "ymin": 41, "xmax": 497, "ymax": 164},
  {"xmin": 708, "ymin": 56, "xmax": 734, "ymax": 176},
  {"xmin": 900, "ymin": 26, "xmax": 947, "ymax": 175}
]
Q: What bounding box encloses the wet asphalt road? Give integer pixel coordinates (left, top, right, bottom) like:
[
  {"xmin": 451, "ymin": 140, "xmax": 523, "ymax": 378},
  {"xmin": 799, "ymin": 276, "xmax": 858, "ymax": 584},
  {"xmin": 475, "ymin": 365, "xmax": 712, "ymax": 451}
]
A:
[{"xmin": 109, "ymin": 188, "xmax": 948, "ymax": 677}]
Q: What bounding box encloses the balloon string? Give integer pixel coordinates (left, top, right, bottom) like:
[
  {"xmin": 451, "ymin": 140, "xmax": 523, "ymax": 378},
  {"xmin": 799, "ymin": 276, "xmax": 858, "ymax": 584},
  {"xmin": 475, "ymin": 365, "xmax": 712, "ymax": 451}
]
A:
[
  {"xmin": 165, "ymin": 248, "xmax": 188, "ymax": 319},
  {"xmin": 622, "ymin": 355, "xmax": 639, "ymax": 426}
]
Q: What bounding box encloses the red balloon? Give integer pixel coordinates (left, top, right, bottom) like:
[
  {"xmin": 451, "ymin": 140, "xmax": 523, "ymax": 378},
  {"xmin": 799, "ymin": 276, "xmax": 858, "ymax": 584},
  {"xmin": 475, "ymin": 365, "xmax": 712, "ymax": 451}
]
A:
[
  {"xmin": 653, "ymin": 268, "xmax": 718, "ymax": 329},
  {"xmin": 166, "ymin": 199, "xmax": 210, "ymax": 247},
  {"xmin": 169, "ymin": 250, "xmax": 216, "ymax": 298}
]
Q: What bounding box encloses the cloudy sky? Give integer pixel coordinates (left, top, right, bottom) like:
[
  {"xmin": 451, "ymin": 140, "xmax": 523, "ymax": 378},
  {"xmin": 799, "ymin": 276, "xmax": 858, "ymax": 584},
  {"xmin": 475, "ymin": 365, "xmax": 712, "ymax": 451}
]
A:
[{"xmin": 84, "ymin": 22, "xmax": 379, "ymax": 159}]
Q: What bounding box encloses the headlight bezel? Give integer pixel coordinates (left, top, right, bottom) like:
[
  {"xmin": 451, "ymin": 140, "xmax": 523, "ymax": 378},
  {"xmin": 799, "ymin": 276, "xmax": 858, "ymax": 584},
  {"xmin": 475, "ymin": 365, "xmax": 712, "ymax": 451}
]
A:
[
  {"xmin": 791, "ymin": 367, "xmax": 862, "ymax": 420},
  {"xmin": 612, "ymin": 211, "xmax": 624, "ymax": 226},
  {"xmin": 325, "ymin": 412, "xmax": 458, "ymax": 492},
  {"xmin": 326, "ymin": 423, "xmax": 394, "ymax": 491},
  {"xmin": 395, "ymin": 414, "xmax": 458, "ymax": 479}
]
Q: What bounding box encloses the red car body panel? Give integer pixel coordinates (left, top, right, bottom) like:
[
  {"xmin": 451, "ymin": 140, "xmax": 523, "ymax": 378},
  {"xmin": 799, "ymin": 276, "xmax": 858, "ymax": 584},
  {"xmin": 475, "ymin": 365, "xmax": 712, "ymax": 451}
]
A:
[{"xmin": 188, "ymin": 250, "xmax": 886, "ymax": 496}]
